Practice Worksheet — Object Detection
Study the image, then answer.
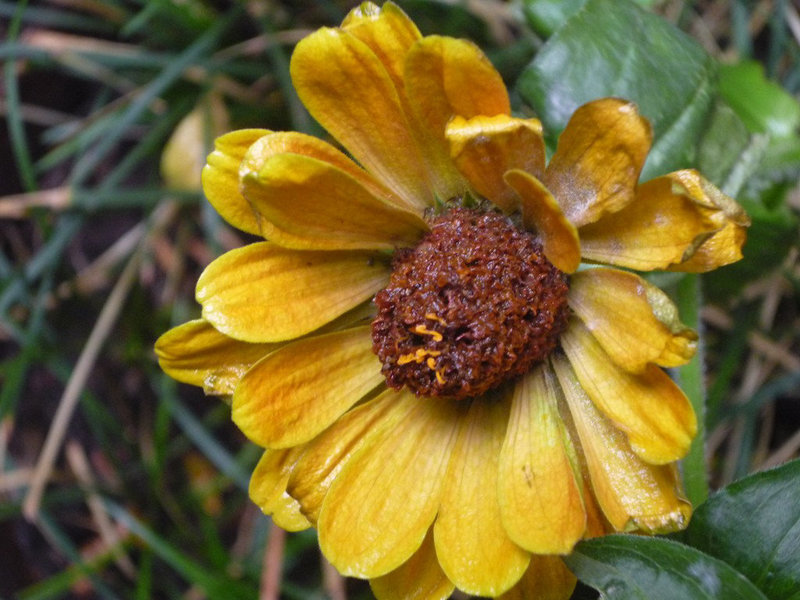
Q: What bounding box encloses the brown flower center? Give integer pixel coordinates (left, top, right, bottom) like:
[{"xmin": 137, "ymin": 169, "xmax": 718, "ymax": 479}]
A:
[{"xmin": 371, "ymin": 208, "xmax": 570, "ymax": 400}]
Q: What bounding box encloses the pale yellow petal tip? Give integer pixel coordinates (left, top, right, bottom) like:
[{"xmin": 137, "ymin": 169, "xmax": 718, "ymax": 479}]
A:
[{"xmin": 625, "ymin": 497, "xmax": 693, "ymax": 535}]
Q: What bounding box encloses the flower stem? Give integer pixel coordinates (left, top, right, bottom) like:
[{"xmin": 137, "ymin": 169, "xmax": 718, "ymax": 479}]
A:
[{"xmin": 677, "ymin": 273, "xmax": 710, "ymax": 506}]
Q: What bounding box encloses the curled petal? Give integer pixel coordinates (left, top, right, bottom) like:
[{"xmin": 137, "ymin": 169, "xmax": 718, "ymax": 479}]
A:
[
  {"xmin": 560, "ymin": 319, "xmax": 696, "ymax": 465},
  {"xmin": 197, "ymin": 242, "xmax": 389, "ymax": 343},
  {"xmin": 154, "ymin": 319, "xmax": 281, "ymax": 395},
  {"xmin": 291, "ymin": 26, "xmax": 432, "ymax": 210},
  {"xmin": 270, "ymin": 493, "xmax": 312, "ymax": 532},
  {"xmin": 242, "ymin": 151, "xmax": 428, "ymax": 251},
  {"xmin": 504, "ymin": 169, "xmax": 581, "ymax": 273},
  {"xmin": 498, "ymin": 367, "xmax": 586, "ymax": 555},
  {"xmin": 318, "ymin": 396, "xmax": 463, "ymax": 578},
  {"xmin": 434, "ymin": 395, "xmax": 530, "ymax": 596},
  {"xmin": 405, "ymin": 35, "xmax": 510, "ymax": 141},
  {"xmin": 202, "ymin": 128, "xmax": 270, "ymax": 235},
  {"xmin": 232, "ymin": 327, "xmax": 383, "ymax": 448},
  {"xmin": 498, "ymin": 556, "xmax": 577, "ymax": 600},
  {"xmin": 553, "ymin": 356, "xmax": 692, "ymax": 534},
  {"xmin": 544, "ymin": 98, "xmax": 652, "ymax": 227},
  {"xmin": 447, "ymin": 115, "xmax": 545, "ymax": 212},
  {"xmin": 568, "ymin": 268, "xmax": 697, "ymax": 372},
  {"xmin": 249, "ymin": 447, "xmax": 303, "ymax": 515},
  {"xmin": 580, "ymin": 169, "xmax": 747, "ymax": 271},
  {"xmin": 370, "ymin": 528, "xmax": 455, "ymax": 600}
]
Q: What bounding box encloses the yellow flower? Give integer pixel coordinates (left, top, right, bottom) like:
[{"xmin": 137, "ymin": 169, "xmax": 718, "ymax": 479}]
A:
[{"xmin": 155, "ymin": 3, "xmax": 749, "ymax": 598}]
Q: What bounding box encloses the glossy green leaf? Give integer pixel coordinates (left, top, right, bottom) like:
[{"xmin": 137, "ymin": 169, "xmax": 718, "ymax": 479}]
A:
[
  {"xmin": 566, "ymin": 535, "xmax": 768, "ymax": 600},
  {"xmin": 677, "ymin": 459, "xmax": 800, "ymax": 600},
  {"xmin": 518, "ymin": 0, "xmax": 717, "ymax": 180},
  {"xmin": 719, "ymin": 61, "xmax": 800, "ymax": 138},
  {"xmin": 522, "ymin": 0, "xmax": 587, "ymax": 37}
]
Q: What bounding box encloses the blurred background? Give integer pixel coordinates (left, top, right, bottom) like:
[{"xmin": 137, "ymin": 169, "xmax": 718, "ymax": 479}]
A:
[{"xmin": 1, "ymin": 0, "xmax": 798, "ymax": 598}]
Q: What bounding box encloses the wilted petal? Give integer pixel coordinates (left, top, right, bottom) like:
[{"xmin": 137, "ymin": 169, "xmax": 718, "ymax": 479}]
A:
[
  {"xmin": 544, "ymin": 99, "xmax": 651, "ymax": 227},
  {"xmin": 270, "ymin": 493, "xmax": 312, "ymax": 532},
  {"xmin": 370, "ymin": 528, "xmax": 455, "ymax": 600},
  {"xmin": 447, "ymin": 115, "xmax": 545, "ymax": 212},
  {"xmin": 196, "ymin": 242, "xmax": 389, "ymax": 343},
  {"xmin": 498, "ymin": 556, "xmax": 576, "ymax": 600},
  {"xmin": 561, "ymin": 319, "xmax": 696, "ymax": 465},
  {"xmin": 318, "ymin": 396, "xmax": 462, "ymax": 578},
  {"xmin": 202, "ymin": 128, "xmax": 270, "ymax": 235},
  {"xmin": 154, "ymin": 319, "xmax": 280, "ymax": 395},
  {"xmin": 434, "ymin": 395, "xmax": 530, "ymax": 596},
  {"xmin": 242, "ymin": 150, "xmax": 428, "ymax": 251},
  {"xmin": 290, "ymin": 25, "xmax": 432, "ymax": 210},
  {"xmin": 553, "ymin": 355, "xmax": 692, "ymax": 533},
  {"xmin": 232, "ymin": 327, "xmax": 383, "ymax": 448},
  {"xmin": 504, "ymin": 169, "xmax": 581, "ymax": 273},
  {"xmin": 498, "ymin": 367, "xmax": 585, "ymax": 555},
  {"xmin": 569, "ymin": 268, "xmax": 697, "ymax": 372},
  {"xmin": 579, "ymin": 169, "xmax": 746, "ymax": 271}
]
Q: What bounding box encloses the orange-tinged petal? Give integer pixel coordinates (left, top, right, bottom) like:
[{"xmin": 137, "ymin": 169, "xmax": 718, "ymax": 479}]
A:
[
  {"xmin": 154, "ymin": 319, "xmax": 280, "ymax": 395},
  {"xmin": 504, "ymin": 169, "xmax": 581, "ymax": 273},
  {"xmin": 196, "ymin": 242, "xmax": 389, "ymax": 343},
  {"xmin": 434, "ymin": 395, "xmax": 530, "ymax": 596},
  {"xmin": 498, "ymin": 367, "xmax": 585, "ymax": 555},
  {"xmin": 553, "ymin": 355, "xmax": 692, "ymax": 533},
  {"xmin": 544, "ymin": 98, "xmax": 651, "ymax": 227},
  {"xmin": 560, "ymin": 319, "xmax": 697, "ymax": 465},
  {"xmin": 242, "ymin": 152, "xmax": 428, "ymax": 251},
  {"xmin": 665, "ymin": 170, "xmax": 750, "ymax": 272},
  {"xmin": 568, "ymin": 268, "xmax": 697, "ymax": 372},
  {"xmin": 370, "ymin": 528, "xmax": 455, "ymax": 600},
  {"xmin": 404, "ymin": 35, "xmax": 509, "ymax": 144},
  {"xmin": 201, "ymin": 128, "xmax": 270, "ymax": 235},
  {"xmin": 249, "ymin": 447, "xmax": 303, "ymax": 515},
  {"xmin": 290, "ymin": 26, "xmax": 432, "ymax": 210},
  {"xmin": 318, "ymin": 395, "xmax": 462, "ymax": 578},
  {"xmin": 447, "ymin": 115, "xmax": 545, "ymax": 212},
  {"xmin": 270, "ymin": 492, "xmax": 312, "ymax": 532},
  {"xmin": 579, "ymin": 169, "xmax": 741, "ymax": 271},
  {"xmin": 498, "ymin": 556, "xmax": 576, "ymax": 600},
  {"xmin": 287, "ymin": 389, "xmax": 411, "ymax": 524},
  {"xmin": 232, "ymin": 327, "xmax": 383, "ymax": 448}
]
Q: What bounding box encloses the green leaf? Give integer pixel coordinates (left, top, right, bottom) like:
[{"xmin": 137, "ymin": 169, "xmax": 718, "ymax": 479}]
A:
[
  {"xmin": 517, "ymin": 0, "xmax": 717, "ymax": 180},
  {"xmin": 522, "ymin": 0, "xmax": 587, "ymax": 37},
  {"xmin": 566, "ymin": 535, "xmax": 768, "ymax": 600},
  {"xmin": 719, "ymin": 61, "xmax": 800, "ymax": 138},
  {"xmin": 677, "ymin": 459, "xmax": 800, "ymax": 600}
]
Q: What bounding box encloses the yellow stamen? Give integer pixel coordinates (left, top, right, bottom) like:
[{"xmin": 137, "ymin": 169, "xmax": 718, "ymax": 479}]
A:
[
  {"xmin": 412, "ymin": 324, "xmax": 443, "ymax": 342},
  {"xmin": 397, "ymin": 348, "xmax": 441, "ymax": 365},
  {"xmin": 425, "ymin": 312, "xmax": 447, "ymax": 326}
]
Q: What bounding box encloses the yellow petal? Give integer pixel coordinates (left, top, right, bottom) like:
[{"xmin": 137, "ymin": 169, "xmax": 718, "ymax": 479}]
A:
[
  {"xmin": 287, "ymin": 388, "xmax": 414, "ymax": 524},
  {"xmin": 405, "ymin": 36, "xmax": 510, "ymax": 143},
  {"xmin": 249, "ymin": 447, "xmax": 303, "ymax": 515},
  {"xmin": 665, "ymin": 171, "xmax": 750, "ymax": 272},
  {"xmin": 446, "ymin": 115, "xmax": 545, "ymax": 213},
  {"xmin": 560, "ymin": 319, "xmax": 697, "ymax": 465},
  {"xmin": 196, "ymin": 242, "xmax": 389, "ymax": 343},
  {"xmin": 498, "ymin": 367, "xmax": 585, "ymax": 555},
  {"xmin": 434, "ymin": 395, "xmax": 530, "ymax": 596},
  {"xmin": 579, "ymin": 169, "xmax": 740, "ymax": 271},
  {"xmin": 553, "ymin": 355, "xmax": 692, "ymax": 533},
  {"xmin": 242, "ymin": 151, "xmax": 428, "ymax": 251},
  {"xmin": 503, "ymin": 169, "xmax": 581, "ymax": 273},
  {"xmin": 290, "ymin": 26, "xmax": 432, "ymax": 210},
  {"xmin": 270, "ymin": 492, "xmax": 312, "ymax": 532},
  {"xmin": 498, "ymin": 556, "xmax": 577, "ymax": 600},
  {"xmin": 318, "ymin": 394, "xmax": 462, "ymax": 578},
  {"xmin": 232, "ymin": 327, "xmax": 383, "ymax": 448},
  {"xmin": 370, "ymin": 528, "xmax": 455, "ymax": 600},
  {"xmin": 341, "ymin": 3, "xmax": 468, "ymax": 202},
  {"xmin": 201, "ymin": 128, "xmax": 270, "ymax": 235},
  {"xmin": 154, "ymin": 319, "xmax": 281, "ymax": 395},
  {"xmin": 568, "ymin": 268, "xmax": 697, "ymax": 372},
  {"xmin": 544, "ymin": 98, "xmax": 652, "ymax": 227}
]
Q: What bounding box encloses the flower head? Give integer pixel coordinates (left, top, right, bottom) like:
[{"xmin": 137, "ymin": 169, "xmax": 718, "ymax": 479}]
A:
[{"xmin": 156, "ymin": 3, "xmax": 749, "ymax": 598}]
